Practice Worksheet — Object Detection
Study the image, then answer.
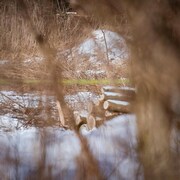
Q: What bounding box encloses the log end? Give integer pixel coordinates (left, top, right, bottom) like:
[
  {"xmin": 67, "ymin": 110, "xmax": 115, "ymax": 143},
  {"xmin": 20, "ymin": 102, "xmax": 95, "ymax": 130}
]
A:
[
  {"xmin": 103, "ymin": 101, "xmax": 109, "ymax": 110},
  {"xmin": 87, "ymin": 115, "xmax": 96, "ymax": 130}
]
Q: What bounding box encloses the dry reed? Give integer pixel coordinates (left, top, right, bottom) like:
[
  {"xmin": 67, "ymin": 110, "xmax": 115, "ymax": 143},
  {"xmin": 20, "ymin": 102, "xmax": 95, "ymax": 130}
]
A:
[{"xmin": 71, "ymin": 0, "xmax": 180, "ymax": 179}]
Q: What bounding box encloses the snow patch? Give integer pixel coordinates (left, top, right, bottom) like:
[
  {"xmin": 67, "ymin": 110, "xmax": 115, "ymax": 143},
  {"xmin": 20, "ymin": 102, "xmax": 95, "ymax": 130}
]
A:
[
  {"xmin": 0, "ymin": 114, "xmax": 140, "ymax": 179},
  {"xmin": 65, "ymin": 91, "xmax": 98, "ymax": 110},
  {"xmin": 64, "ymin": 29, "xmax": 129, "ymax": 77},
  {"xmin": 78, "ymin": 30, "xmax": 129, "ymax": 62}
]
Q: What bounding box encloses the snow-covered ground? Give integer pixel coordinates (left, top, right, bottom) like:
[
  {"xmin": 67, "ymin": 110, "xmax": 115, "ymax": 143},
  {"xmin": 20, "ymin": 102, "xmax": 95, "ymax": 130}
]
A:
[
  {"xmin": 65, "ymin": 91, "xmax": 99, "ymax": 110},
  {"xmin": 60, "ymin": 29, "xmax": 129, "ymax": 78},
  {"xmin": 0, "ymin": 89, "xmax": 141, "ymax": 179},
  {"xmin": 1, "ymin": 90, "xmax": 180, "ymax": 179},
  {"xmin": 77, "ymin": 29, "xmax": 129, "ymax": 62},
  {"xmin": 0, "ymin": 90, "xmax": 98, "ymax": 131},
  {"xmin": 0, "ymin": 114, "xmax": 141, "ymax": 180}
]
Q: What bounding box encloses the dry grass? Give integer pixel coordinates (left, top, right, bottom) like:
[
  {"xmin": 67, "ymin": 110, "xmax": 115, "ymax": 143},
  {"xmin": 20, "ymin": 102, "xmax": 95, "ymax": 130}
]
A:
[
  {"xmin": 0, "ymin": 0, "xmax": 92, "ymax": 57},
  {"xmin": 0, "ymin": 0, "xmax": 129, "ymax": 82},
  {"xmin": 71, "ymin": 0, "xmax": 180, "ymax": 179},
  {"xmin": 2, "ymin": 0, "xmax": 179, "ymax": 179},
  {"xmin": 0, "ymin": 1, "xmax": 115, "ymax": 179}
]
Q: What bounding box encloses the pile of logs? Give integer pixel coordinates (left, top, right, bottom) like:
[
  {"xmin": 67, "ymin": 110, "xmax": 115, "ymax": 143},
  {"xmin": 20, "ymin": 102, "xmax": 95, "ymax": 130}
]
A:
[{"xmin": 74, "ymin": 86, "xmax": 136, "ymax": 131}]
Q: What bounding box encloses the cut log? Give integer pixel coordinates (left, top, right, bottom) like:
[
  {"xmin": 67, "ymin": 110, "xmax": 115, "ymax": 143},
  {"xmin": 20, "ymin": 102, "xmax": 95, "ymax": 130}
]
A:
[
  {"xmin": 101, "ymin": 86, "xmax": 136, "ymax": 96},
  {"xmin": 56, "ymin": 100, "xmax": 65, "ymax": 126},
  {"xmin": 93, "ymin": 98, "xmax": 104, "ymax": 107},
  {"xmin": 73, "ymin": 111, "xmax": 81, "ymax": 125},
  {"xmin": 105, "ymin": 110, "xmax": 119, "ymax": 117},
  {"xmin": 88, "ymin": 103, "xmax": 105, "ymax": 116},
  {"xmin": 88, "ymin": 99, "xmax": 104, "ymax": 113},
  {"xmin": 87, "ymin": 115, "xmax": 96, "ymax": 130},
  {"xmin": 87, "ymin": 102, "xmax": 93, "ymax": 114},
  {"xmin": 86, "ymin": 115, "xmax": 104, "ymax": 127},
  {"xmin": 95, "ymin": 116, "xmax": 104, "ymax": 127},
  {"xmin": 103, "ymin": 100, "xmax": 131, "ymax": 113},
  {"xmin": 87, "ymin": 99, "xmax": 104, "ymax": 116},
  {"xmin": 96, "ymin": 116, "xmax": 104, "ymax": 121},
  {"xmin": 99, "ymin": 91, "xmax": 134, "ymax": 102},
  {"xmin": 92, "ymin": 99, "xmax": 99, "ymax": 106},
  {"xmin": 73, "ymin": 111, "xmax": 87, "ymax": 125}
]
